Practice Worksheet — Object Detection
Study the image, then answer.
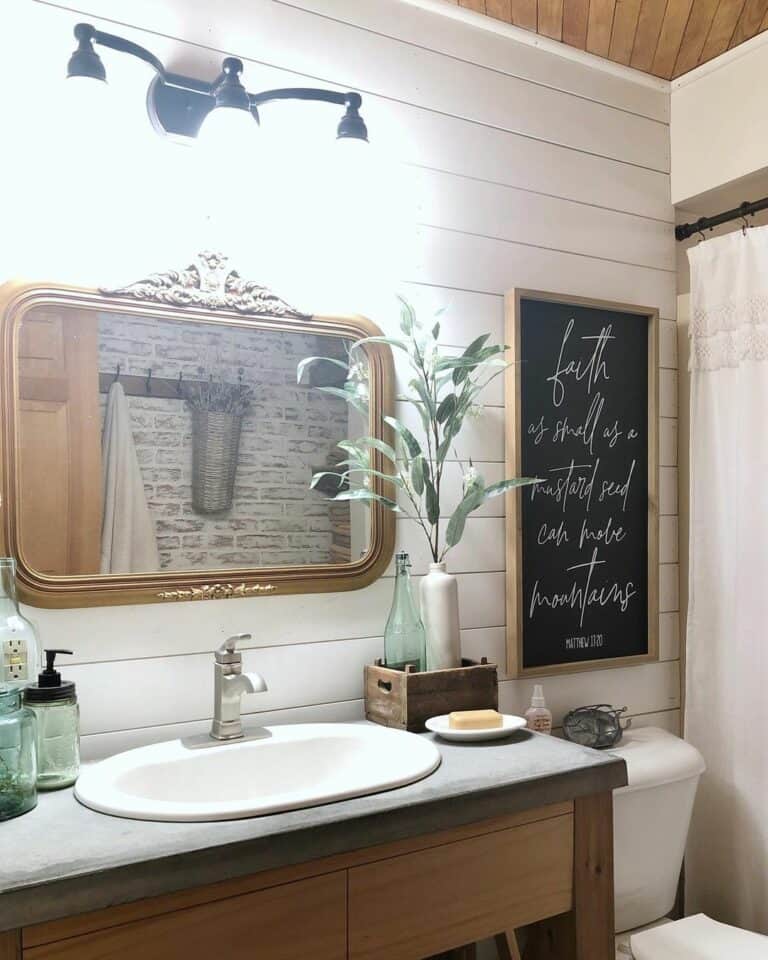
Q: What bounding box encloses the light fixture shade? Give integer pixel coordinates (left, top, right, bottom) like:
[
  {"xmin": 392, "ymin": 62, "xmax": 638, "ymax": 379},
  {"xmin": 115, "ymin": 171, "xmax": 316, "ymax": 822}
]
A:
[
  {"xmin": 196, "ymin": 104, "xmax": 260, "ymax": 151},
  {"xmin": 67, "ymin": 24, "xmax": 106, "ymax": 82},
  {"xmin": 336, "ymin": 106, "xmax": 368, "ymax": 143}
]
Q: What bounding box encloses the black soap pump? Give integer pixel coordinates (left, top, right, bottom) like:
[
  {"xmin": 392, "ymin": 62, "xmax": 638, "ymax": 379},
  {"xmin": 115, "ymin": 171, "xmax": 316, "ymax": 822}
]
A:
[{"xmin": 22, "ymin": 649, "xmax": 80, "ymax": 790}]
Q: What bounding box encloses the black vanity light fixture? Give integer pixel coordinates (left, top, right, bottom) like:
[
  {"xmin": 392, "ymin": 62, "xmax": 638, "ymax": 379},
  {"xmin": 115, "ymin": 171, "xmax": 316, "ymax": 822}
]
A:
[{"xmin": 66, "ymin": 23, "xmax": 369, "ymax": 144}]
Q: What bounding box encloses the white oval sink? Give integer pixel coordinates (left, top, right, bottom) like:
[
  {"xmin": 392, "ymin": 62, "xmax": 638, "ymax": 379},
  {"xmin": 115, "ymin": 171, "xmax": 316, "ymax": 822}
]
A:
[{"xmin": 75, "ymin": 723, "xmax": 441, "ymax": 822}]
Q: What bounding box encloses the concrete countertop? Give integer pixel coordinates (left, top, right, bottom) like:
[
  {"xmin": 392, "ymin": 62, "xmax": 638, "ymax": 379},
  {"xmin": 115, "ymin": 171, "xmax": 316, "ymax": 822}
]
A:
[{"xmin": 0, "ymin": 725, "xmax": 627, "ymax": 931}]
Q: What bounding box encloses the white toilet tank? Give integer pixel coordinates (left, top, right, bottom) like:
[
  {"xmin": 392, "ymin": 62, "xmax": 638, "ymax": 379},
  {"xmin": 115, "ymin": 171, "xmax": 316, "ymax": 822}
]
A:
[{"xmin": 610, "ymin": 726, "xmax": 705, "ymax": 934}]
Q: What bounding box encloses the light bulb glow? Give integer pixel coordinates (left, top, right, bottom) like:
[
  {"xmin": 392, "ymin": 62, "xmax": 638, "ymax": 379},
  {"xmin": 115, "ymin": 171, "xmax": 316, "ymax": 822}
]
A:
[
  {"xmin": 335, "ymin": 135, "xmax": 370, "ymax": 150},
  {"xmin": 196, "ymin": 104, "xmax": 260, "ymax": 151},
  {"xmin": 63, "ymin": 75, "xmax": 111, "ymax": 132}
]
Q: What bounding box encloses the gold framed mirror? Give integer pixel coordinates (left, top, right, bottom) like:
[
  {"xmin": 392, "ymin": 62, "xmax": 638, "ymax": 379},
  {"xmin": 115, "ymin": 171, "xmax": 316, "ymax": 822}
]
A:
[{"xmin": 0, "ymin": 254, "xmax": 395, "ymax": 607}]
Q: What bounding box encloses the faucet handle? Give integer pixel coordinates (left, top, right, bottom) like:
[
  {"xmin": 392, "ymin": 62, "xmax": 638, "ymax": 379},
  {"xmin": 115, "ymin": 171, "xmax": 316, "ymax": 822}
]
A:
[{"xmin": 215, "ymin": 633, "xmax": 252, "ymax": 664}]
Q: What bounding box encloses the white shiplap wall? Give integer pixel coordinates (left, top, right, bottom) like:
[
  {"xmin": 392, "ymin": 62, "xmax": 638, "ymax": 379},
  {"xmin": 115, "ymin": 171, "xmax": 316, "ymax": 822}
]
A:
[{"xmin": 19, "ymin": 0, "xmax": 679, "ymax": 760}]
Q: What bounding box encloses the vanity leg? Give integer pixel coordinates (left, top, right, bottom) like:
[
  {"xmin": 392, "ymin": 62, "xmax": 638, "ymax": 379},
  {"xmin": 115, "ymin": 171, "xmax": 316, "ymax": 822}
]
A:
[
  {"xmin": 572, "ymin": 791, "xmax": 615, "ymax": 960},
  {"xmin": 427, "ymin": 948, "xmax": 476, "ymax": 960},
  {"xmin": 494, "ymin": 930, "xmax": 522, "ymax": 960},
  {"xmin": 524, "ymin": 791, "xmax": 615, "ymax": 960},
  {"xmin": 0, "ymin": 930, "xmax": 21, "ymax": 960},
  {"xmin": 430, "ymin": 947, "xmax": 477, "ymax": 960}
]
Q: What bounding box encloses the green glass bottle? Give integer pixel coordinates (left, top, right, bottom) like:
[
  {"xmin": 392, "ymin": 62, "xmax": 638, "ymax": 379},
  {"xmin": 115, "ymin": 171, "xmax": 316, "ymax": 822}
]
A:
[
  {"xmin": 0, "ymin": 557, "xmax": 40, "ymax": 687},
  {"xmin": 384, "ymin": 552, "xmax": 426, "ymax": 672}
]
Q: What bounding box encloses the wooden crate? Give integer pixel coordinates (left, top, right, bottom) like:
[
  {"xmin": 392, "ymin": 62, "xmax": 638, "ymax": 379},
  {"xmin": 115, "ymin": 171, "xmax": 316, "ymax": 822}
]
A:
[{"xmin": 364, "ymin": 658, "xmax": 498, "ymax": 732}]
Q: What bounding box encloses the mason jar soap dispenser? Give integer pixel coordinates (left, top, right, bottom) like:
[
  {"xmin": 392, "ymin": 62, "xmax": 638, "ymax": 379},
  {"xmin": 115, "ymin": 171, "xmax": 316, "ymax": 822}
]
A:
[{"xmin": 22, "ymin": 649, "xmax": 80, "ymax": 790}]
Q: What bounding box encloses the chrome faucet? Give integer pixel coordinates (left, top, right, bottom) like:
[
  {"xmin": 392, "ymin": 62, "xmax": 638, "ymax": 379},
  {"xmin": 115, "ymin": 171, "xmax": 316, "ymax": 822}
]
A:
[{"xmin": 210, "ymin": 633, "xmax": 268, "ymax": 740}]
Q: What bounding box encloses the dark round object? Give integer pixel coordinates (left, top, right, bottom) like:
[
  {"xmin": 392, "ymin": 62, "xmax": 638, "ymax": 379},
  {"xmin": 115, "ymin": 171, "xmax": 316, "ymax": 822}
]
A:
[{"xmin": 562, "ymin": 704, "xmax": 627, "ymax": 749}]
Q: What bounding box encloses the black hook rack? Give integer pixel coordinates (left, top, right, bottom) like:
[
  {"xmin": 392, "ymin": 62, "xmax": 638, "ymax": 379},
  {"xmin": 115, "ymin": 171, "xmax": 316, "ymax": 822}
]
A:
[{"xmin": 98, "ymin": 368, "xmax": 202, "ymax": 399}]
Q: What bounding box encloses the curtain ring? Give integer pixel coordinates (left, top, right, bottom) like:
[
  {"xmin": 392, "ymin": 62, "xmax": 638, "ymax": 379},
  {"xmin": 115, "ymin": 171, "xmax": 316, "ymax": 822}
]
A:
[{"xmin": 739, "ymin": 202, "xmax": 751, "ymax": 236}]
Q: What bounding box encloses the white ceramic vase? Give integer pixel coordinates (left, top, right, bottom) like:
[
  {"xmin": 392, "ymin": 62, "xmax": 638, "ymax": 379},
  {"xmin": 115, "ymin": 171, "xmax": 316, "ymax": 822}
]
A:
[{"xmin": 420, "ymin": 562, "xmax": 461, "ymax": 671}]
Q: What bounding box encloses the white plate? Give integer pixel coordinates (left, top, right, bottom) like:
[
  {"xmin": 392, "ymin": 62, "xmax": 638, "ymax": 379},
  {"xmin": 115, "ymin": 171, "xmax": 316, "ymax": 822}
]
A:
[{"xmin": 425, "ymin": 714, "xmax": 528, "ymax": 742}]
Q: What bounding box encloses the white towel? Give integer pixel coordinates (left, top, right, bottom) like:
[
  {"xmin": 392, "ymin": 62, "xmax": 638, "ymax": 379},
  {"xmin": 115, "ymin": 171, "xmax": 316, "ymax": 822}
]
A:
[
  {"xmin": 631, "ymin": 914, "xmax": 768, "ymax": 959},
  {"xmin": 100, "ymin": 382, "xmax": 160, "ymax": 574}
]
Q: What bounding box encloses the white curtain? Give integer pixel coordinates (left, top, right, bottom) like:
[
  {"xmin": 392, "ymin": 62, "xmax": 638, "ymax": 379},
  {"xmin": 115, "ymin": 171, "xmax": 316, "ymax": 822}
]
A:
[{"xmin": 686, "ymin": 227, "xmax": 768, "ymax": 932}]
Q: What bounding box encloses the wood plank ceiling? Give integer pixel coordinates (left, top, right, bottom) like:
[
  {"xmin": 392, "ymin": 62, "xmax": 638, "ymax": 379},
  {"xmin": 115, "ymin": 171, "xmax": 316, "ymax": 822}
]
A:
[{"xmin": 451, "ymin": 0, "xmax": 768, "ymax": 77}]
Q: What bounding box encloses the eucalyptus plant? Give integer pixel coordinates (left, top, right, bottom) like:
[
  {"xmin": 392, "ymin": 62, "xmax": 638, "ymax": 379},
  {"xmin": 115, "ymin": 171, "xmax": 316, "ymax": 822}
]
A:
[
  {"xmin": 184, "ymin": 367, "xmax": 254, "ymax": 416},
  {"xmin": 298, "ymin": 298, "xmax": 538, "ymax": 564}
]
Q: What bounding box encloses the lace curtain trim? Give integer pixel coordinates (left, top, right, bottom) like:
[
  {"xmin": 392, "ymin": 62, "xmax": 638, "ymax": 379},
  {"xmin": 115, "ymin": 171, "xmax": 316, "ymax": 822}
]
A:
[{"xmin": 690, "ymin": 295, "xmax": 768, "ymax": 371}]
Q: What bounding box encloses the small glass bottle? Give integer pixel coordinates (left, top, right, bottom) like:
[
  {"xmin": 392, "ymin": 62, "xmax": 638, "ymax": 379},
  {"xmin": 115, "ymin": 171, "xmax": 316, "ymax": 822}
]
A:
[
  {"xmin": 0, "ymin": 687, "xmax": 37, "ymax": 820},
  {"xmin": 525, "ymin": 684, "xmax": 553, "ymax": 735},
  {"xmin": 0, "ymin": 557, "xmax": 40, "ymax": 688},
  {"xmin": 384, "ymin": 552, "xmax": 426, "ymax": 672},
  {"xmin": 23, "ymin": 649, "xmax": 80, "ymax": 790}
]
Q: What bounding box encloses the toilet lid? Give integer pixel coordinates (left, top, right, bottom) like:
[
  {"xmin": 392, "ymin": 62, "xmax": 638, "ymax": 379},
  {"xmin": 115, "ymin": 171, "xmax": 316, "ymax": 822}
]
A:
[
  {"xmin": 610, "ymin": 727, "xmax": 706, "ymax": 793},
  {"xmin": 631, "ymin": 914, "xmax": 768, "ymax": 959}
]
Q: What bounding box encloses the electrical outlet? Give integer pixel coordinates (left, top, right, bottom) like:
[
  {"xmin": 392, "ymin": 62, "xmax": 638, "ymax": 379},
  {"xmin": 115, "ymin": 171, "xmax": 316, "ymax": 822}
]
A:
[
  {"xmin": 4, "ymin": 637, "xmax": 25, "ymax": 656},
  {"xmin": 4, "ymin": 662, "xmax": 29, "ymax": 682},
  {"xmin": 2, "ymin": 637, "xmax": 29, "ymax": 682}
]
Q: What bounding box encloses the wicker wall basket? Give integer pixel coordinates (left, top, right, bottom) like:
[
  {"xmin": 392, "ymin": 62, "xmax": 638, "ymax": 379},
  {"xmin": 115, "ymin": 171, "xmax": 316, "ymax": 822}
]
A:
[{"xmin": 191, "ymin": 410, "xmax": 243, "ymax": 514}]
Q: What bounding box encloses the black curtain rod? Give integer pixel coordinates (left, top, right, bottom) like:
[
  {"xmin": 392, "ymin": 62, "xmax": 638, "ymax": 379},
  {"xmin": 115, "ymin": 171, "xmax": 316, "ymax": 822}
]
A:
[{"xmin": 675, "ymin": 197, "xmax": 768, "ymax": 241}]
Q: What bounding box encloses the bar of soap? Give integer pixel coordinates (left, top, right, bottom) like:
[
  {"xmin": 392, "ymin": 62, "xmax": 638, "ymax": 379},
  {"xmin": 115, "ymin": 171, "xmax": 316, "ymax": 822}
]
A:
[{"xmin": 448, "ymin": 709, "xmax": 503, "ymax": 730}]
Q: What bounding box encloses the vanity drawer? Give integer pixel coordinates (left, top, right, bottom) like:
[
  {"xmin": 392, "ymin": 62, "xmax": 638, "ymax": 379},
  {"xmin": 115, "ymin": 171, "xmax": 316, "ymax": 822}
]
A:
[
  {"xmin": 24, "ymin": 872, "xmax": 347, "ymax": 960},
  {"xmin": 348, "ymin": 811, "xmax": 574, "ymax": 960}
]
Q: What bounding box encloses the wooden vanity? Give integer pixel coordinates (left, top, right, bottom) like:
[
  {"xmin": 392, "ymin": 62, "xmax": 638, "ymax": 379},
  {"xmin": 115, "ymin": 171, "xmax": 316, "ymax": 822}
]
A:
[
  {"xmin": 1, "ymin": 797, "xmax": 616, "ymax": 960},
  {"xmin": 0, "ymin": 732, "xmax": 626, "ymax": 960}
]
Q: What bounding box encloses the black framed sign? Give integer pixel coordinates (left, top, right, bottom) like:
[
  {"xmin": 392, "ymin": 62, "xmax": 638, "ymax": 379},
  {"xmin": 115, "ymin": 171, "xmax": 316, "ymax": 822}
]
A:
[{"xmin": 505, "ymin": 290, "xmax": 659, "ymax": 677}]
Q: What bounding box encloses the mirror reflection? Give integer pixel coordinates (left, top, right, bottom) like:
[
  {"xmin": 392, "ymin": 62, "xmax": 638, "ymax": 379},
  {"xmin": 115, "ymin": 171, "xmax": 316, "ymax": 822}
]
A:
[{"xmin": 16, "ymin": 305, "xmax": 370, "ymax": 576}]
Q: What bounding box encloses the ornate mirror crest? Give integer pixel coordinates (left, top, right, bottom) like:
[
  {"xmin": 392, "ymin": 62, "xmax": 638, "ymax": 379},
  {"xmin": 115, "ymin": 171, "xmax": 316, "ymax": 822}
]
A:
[{"xmin": 101, "ymin": 251, "xmax": 311, "ymax": 319}]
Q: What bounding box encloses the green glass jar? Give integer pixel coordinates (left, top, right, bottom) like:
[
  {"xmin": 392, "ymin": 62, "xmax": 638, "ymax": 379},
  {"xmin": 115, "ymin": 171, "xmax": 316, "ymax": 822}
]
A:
[
  {"xmin": 384, "ymin": 552, "xmax": 426, "ymax": 672},
  {"xmin": 0, "ymin": 687, "xmax": 37, "ymax": 820},
  {"xmin": 0, "ymin": 557, "xmax": 40, "ymax": 687}
]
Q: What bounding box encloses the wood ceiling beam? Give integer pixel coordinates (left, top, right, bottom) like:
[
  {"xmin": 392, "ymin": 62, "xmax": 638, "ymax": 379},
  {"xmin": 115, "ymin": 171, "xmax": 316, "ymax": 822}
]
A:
[
  {"xmin": 729, "ymin": 0, "xmax": 768, "ymax": 45},
  {"xmin": 512, "ymin": 0, "xmax": 539, "ymax": 29},
  {"xmin": 652, "ymin": 0, "xmax": 695, "ymax": 76},
  {"xmin": 608, "ymin": 0, "xmax": 644, "ymax": 63},
  {"xmin": 442, "ymin": 0, "xmax": 768, "ymax": 77},
  {"xmin": 485, "ymin": 0, "xmax": 514, "ymax": 20},
  {"xmin": 630, "ymin": 0, "xmax": 669, "ymax": 70},
  {"xmin": 539, "ymin": 0, "xmax": 565, "ymax": 39},
  {"xmin": 699, "ymin": 0, "xmax": 748, "ymax": 60},
  {"xmin": 562, "ymin": 0, "xmax": 590, "ymax": 46},
  {"xmin": 587, "ymin": 0, "xmax": 618, "ymax": 54},
  {"xmin": 673, "ymin": 0, "xmax": 721, "ymax": 74}
]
